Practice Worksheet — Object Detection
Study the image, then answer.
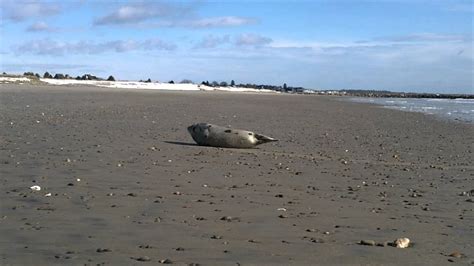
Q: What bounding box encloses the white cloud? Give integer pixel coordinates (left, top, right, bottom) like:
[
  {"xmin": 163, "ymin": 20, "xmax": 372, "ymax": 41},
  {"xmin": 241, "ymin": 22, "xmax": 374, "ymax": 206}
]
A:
[
  {"xmin": 376, "ymin": 33, "xmax": 471, "ymax": 43},
  {"xmin": 188, "ymin": 16, "xmax": 257, "ymax": 28},
  {"xmin": 269, "ymin": 33, "xmax": 472, "ymax": 61},
  {"xmin": 15, "ymin": 38, "xmax": 177, "ymax": 56},
  {"xmin": 194, "ymin": 35, "xmax": 230, "ymax": 49},
  {"xmin": 93, "ymin": 2, "xmax": 193, "ymax": 25},
  {"xmin": 2, "ymin": 63, "xmax": 89, "ymax": 72},
  {"xmin": 26, "ymin": 21, "xmax": 55, "ymax": 32},
  {"xmin": 94, "ymin": 2, "xmax": 257, "ymax": 28},
  {"xmin": 95, "ymin": 5, "xmax": 161, "ymax": 25},
  {"xmin": 2, "ymin": 0, "xmax": 61, "ymax": 22},
  {"xmin": 235, "ymin": 33, "xmax": 272, "ymax": 46}
]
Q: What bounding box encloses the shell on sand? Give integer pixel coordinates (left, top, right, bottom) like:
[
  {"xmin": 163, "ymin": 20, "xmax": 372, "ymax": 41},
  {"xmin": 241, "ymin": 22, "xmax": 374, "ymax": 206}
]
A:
[{"xmin": 394, "ymin": 238, "xmax": 410, "ymax": 248}]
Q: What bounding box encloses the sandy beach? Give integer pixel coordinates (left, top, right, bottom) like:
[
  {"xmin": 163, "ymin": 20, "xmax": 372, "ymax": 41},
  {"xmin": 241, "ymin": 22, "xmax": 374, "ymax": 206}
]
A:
[{"xmin": 0, "ymin": 84, "xmax": 472, "ymax": 265}]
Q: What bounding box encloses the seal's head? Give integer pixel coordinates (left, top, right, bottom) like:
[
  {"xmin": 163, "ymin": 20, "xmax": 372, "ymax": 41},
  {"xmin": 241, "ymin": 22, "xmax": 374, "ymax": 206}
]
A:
[
  {"xmin": 187, "ymin": 124, "xmax": 195, "ymax": 135},
  {"xmin": 187, "ymin": 123, "xmax": 211, "ymax": 144},
  {"xmin": 187, "ymin": 123, "xmax": 209, "ymax": 135}
]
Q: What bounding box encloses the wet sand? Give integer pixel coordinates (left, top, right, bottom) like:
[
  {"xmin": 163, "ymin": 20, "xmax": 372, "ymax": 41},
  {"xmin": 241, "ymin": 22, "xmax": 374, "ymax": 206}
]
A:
[{"xmin": 1, "ymin": 84, "xmax": 473, "ymax": 265}]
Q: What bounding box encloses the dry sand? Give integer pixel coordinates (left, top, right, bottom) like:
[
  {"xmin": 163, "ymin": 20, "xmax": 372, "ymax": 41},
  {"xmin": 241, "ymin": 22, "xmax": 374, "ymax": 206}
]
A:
[{"xmin": 0, "ymin": 84, "xmax": 473, "ymax": 265}]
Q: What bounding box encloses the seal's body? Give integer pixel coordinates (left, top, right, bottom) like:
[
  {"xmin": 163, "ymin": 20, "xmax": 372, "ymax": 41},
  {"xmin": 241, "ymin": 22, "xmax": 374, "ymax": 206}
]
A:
[{"xmin": 187, "ymin": 123, "xmax": 277, "ymax": 148}]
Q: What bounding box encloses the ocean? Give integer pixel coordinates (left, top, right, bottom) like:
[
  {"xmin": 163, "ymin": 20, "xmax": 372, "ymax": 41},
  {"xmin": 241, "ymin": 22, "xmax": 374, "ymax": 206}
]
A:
[{"xmin": 348, "ymin": 97, "xmax": 474, "ymax": 123}]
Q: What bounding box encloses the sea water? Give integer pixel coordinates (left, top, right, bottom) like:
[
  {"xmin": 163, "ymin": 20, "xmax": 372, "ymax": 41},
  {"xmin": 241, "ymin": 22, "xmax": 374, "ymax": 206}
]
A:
[{"xmin": 349, "ymin": 97, "xmax": 474, "ymax": 123}]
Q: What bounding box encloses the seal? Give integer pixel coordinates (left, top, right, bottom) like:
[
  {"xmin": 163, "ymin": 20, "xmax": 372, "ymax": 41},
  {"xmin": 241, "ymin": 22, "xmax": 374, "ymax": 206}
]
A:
[{"xmin": 187, "ymin": 123, "xmax": 277, "ymax": 148}]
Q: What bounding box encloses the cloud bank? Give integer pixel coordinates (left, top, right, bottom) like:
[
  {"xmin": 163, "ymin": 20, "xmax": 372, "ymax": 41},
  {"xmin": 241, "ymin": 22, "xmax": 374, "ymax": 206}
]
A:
[
  {"xmin": 2, "ymin": 0, "xmax": 61, "ymax": 22},
  {"xmin": 26, "ymin": 21, "xmax": 55, "ymax": 32},
  {"xmin": 93, "ymin": 3, "xmax": 185, "ymax": 25},
  {"xmin": 15, "ymin": 38, "xmax": 177, "ymax": 56},
  {"xmin": 194, "ymin": 35, "xmax": 230, "ymax": 49},
  {"xmin": 93, "ymin": 2, "xmax": 257, "ymax": 28},
  {"xmin": 235, "ymin": 34, "xmax": 273, "ymax": 46}
]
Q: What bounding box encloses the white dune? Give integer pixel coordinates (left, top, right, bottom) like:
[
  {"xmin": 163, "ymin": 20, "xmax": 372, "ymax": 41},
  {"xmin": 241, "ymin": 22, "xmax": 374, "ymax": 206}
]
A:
[
  {"xmin": 0, "ymin": 77, "xmax": 32, "ymax": 82},
  {"xmin": 39, "ymin": 78, "xmax": 278, "ymax": 93}
]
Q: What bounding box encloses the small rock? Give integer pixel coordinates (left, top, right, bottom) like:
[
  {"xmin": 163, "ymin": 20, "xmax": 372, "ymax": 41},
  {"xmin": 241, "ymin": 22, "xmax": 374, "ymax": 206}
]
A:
[
  {"xmin": 96, "ymin": 248, "xmax": 111, "ymax": 253},
  {"xmin": 449, "ymin": 252, "xmax": 463, "ymax": 258},
  {"xmin": 310, "ymin": 238, "xmax": 325, "ymax": 243},
  {"xmin": 132, "ymin": 256, "xmax": 151, "ymax": 262},
  {"xmin": 359, "ymin": 240, "xmax": 376, "ymax": 246},
  {"xmin": 220, "ymin": 216, "xmax": 239, "ymax": 222},
  {"xmin": 278, "ymin": 214, "xmax": 288, "ymax": 219},
  {"xmin": 37, "ymin": 206, "xmax": 56, "ymax": 211},
  {"xmin": 159, "ymin": 258, "xmax": 172, "ymax": 264},
  {"xmin": 394, "ymin": 237, "xmax": 410, "ymax": 248},
  {"xmin": 127, "ymin": 193, "xmax": 137, "ymax": 197},
  {"xmin": 30, "ymin": 185, "xmax": 41, "ymax": 191}
]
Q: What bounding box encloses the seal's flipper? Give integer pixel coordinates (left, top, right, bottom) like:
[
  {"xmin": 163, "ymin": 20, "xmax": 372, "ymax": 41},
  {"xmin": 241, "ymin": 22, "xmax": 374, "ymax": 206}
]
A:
[{"xmin": 255, "ymin": 134, "xmax": 278, "ymax": 145}]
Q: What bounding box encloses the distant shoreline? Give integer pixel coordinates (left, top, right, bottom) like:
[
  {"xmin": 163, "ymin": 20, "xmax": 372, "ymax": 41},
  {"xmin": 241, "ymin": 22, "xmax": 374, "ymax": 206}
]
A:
[
  {"xmin": 336, "ymin": 91, "xmax": 474, "ymax": 99},
  {"xmin": 1, "ymin": 73, "xmax": 472, "ymax": 99}
]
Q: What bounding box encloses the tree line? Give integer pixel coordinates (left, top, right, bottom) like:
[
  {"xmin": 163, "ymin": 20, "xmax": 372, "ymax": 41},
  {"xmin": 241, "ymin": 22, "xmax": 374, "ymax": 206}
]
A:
[{"xmin": 15, "ymin": 71, "xmax": 304, "ymax": 92}]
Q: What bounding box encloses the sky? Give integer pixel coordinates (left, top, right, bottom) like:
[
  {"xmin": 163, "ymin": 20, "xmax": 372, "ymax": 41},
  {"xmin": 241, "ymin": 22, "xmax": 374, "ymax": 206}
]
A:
[{"xmin": 0, "ymin": 0, "xmax": 472, "ymax": 93}]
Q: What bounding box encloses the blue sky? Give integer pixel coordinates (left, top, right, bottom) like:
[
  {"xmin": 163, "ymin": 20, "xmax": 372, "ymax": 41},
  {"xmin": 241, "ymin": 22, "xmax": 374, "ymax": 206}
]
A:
[{"xmin": 1, "ymin": 0, "xmax": 472, "ymax": 93}]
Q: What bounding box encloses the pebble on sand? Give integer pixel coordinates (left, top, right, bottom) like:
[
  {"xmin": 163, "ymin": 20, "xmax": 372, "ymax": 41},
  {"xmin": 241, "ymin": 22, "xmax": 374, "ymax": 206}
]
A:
[
  {"xmin": 359, "ymin": 240, "xmax": 376, "ymax": 246},
  {"xmin": 30, "ymin": 185, "xmax": 41, "ymax": 191},
  {"xmin": 220, "ymin": 216, "xmax": 239, "ymax": 222},
  {"xmin": 394, "ymin": 238, "xmax": 410, "ymax": 248},
  {"xmin": 132, "ymin": 256, "xmax": 151, "ymax": 262},
  {"xmin": 448, "ymin": 252, "xmax": 464, "ymax": 258}
]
